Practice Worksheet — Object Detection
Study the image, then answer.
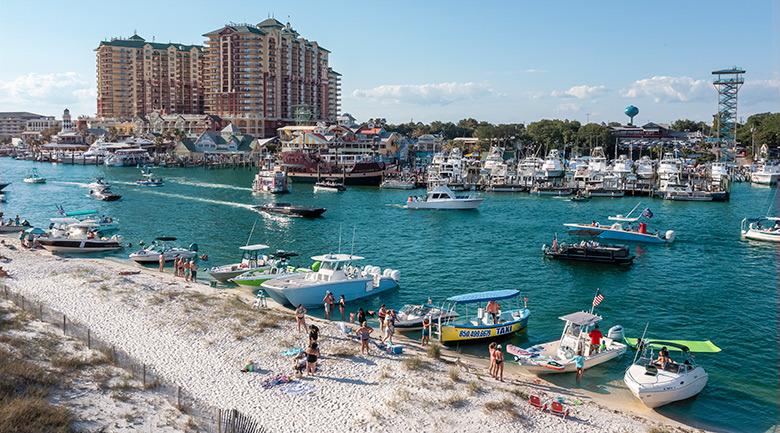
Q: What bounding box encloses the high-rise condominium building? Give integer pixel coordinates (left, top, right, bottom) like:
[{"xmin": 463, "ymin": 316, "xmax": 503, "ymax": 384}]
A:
[
  {"xmin": 203, "ymin": 18, "xmax": 341, "ymax": 137},
  {"xmin": 95, "ymin": 34, "xmax": 204, "ymax": 119}
]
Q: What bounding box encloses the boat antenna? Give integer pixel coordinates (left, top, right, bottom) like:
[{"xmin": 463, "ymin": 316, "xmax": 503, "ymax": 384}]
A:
[
  {"xmin": 245, "ymin": 218, "xmax": 258, "ymax": 246},
  {"xmin": 626, "ymin": 202, "xmax": 642, "ymax": 218},
  {"xmin": 632, "ymin": 322, "xmax": 649, "ymax": 364},
  {"xmin": 350, "ymin": 226, "xmax": 356, "ymax": 258}
]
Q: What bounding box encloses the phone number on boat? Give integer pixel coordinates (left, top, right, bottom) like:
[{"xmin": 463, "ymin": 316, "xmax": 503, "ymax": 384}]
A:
[{"xmin": 458, "ymin": 325, "xmax": 513, "ymax": 339}]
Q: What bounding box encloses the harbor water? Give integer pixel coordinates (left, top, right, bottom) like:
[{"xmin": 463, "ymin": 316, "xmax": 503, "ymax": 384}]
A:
[{"xmin": 1, "ymin": 159, "xmax": 777, "ymax": 432}]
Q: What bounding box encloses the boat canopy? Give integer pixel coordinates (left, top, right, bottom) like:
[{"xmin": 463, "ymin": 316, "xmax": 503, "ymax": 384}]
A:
[
  {"xmin": 559, "ymin": 311, "xmax": 602, "ymax": 326},
  {"xmin": 64, "ymin": 210, "xmax": 98, "ymax": 217},
  {"xmin": 239, "ymin": 244, "xmax": 269, "ymax": 251},
  {"xmin": 50, "ymin": 217, "xmax": 80, "ymax": 224},
  {"xmin": 625, "ymin": 338, "xmax": 721, "ymax": 353},
  {"xmin": 311, "ymin": 253, "xmax": 364, "ymax": 262},
  {"xmin": 446, "ymin": 289, "xmax": 520, "ymax": 304},
  {"xmin": 155, "ymin": 236, "xmax": 177, "ymax": 241}
]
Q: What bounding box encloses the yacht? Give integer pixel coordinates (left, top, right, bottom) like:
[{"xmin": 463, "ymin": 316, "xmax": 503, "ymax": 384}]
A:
[
  {"xmin": 611, "ymin": 155, "xmax": 633, "ymax": 176},
  {"xmin": 129, "ymin": 237, "xmax": 197, "ymax": 263},
  {"xmin": 481, "ymin": 147, "xmax": 505, "ymax": 174},
  {"xmin": 252, "ymin": 166, "xmax": 290, "ymax": 194},
  {"xmin": 427, "ymin": 148, "xmax": 468, "ymax": 190},
  {"xmin": 657, "ymin": 152, "xmax": 683, "ymax": 182},
  {"xmin": 405, "ymin": 185, "xmax": 483, "ymax": 210},
  {"xmin": 741, "ymin": 217, "xmax": 780, "ymax": 242},
  {"xmin": 541, "ymin": 149, "xmax": 565, "ymax": 178},
  {"xmin": 260, "ymin": 253, "xmax": 400, "ymax": 308},
  {"xmin": 657, "ymin": 174, "xmax": 712, "ymax": 201},
  {"xmin": 52, "ymin": 209, "xmax": 119, "ymax": 234},
  {"xmin": 635, "ymin": 156, "xmax": 655, "ymax": 179},
  {"xmin": 751, "ymin": 160, "xmax": 780, "ymax": 185},
  {"xmin": 39, "ymin": 223, "xmax": 124, "ymax": 253},
  {"xmin": 710, "ymin": 162, "xmax": 730, "ymax": 184},
  {"xmin": 105, "ymin": 148, "xmax": 152, "ymax": 167},
  {"xmin": 587, "ymin": 147, "xmax": 609, "ymax": 175}
]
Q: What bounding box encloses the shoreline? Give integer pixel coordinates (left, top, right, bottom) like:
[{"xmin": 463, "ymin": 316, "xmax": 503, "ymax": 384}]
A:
[{"xmin": 1, "ymin": 239, "xmax": 710, "ymax": 433}]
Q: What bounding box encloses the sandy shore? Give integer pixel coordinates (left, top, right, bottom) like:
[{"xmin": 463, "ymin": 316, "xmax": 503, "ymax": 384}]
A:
[{"xmin": 0, "ymin": 240, "xmax": 705, "ymax": 433}]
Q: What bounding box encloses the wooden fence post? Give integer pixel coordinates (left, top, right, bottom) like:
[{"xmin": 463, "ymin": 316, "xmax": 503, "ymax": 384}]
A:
[
  {"xmin": 62, "ymin": 315, "xmax": 67, "ymax": 334},
  {"xmin": 177, "ymin": 386, "xmax": 182, "ymax": 411},
  {"xmin": 87, "ymin": 329, "xmax": 91, "ymax": 349},
  {"xmin": 142, "ymin": 364, "xmax": 146, "ymax": 387},
  {"xmin": 231, "ymin": 409, "xmax": 238, "ymax": 433}
]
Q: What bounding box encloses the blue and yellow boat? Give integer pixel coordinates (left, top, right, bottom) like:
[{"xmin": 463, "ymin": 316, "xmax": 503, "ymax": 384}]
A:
[{"xmin": 435, "ymin": 289, "xmax": 530, "ymax": 344}]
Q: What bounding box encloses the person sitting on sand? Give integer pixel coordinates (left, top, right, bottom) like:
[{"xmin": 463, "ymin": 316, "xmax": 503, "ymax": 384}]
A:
[
  {"xmin": 305, "ymin": 342, "xmax": 320, "ymax": 375},
  {"xmin": 292, "ymin": 352, "xmax": 307, "ymax": 377},
  {"xmin": 241, "ymin": 359, "xmax": 257, "ymax": 373},
  {"xmin": 356, "ymin": 321, "xmax": 374, "ymax": 355},
  {"xmin": 295, "ymin": 304, "xmax": 307, "ymax": 332}
]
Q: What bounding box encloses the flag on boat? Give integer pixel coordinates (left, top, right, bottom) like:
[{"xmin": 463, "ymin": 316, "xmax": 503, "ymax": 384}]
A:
[
  {"xmin": 642, "ymin": 208, "xmax": 653, "ymax": 219},
  {"xmin": 592, "ymin": 290, "xmax": 604, "ymax": 308}
]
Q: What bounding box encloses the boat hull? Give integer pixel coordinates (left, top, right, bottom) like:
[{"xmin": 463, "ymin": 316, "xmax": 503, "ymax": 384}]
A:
[
  {"xmin": 510, "ymin": 341, "xmax": 626, "ymax": 374},
  {"xmin": 741, "ymin": 229, "xmax": 780, "ymax": 243},
  {"xmin": 262, "ymin": 276, "xmax": 399, "ymax": 308},
  {"xmin": 0, "ymin": 226, "xmax": 25, "ymax": 233},
  {"xmin": 564, "ymin": 224, "xmax": 669, "ymax": 244},
  {"xmin": 39, "ymin": 239, "xmax": 123, "ymax": 253},
  {"xmin": 440, "ymin": 313, "xmax": 529, "ymax": 343},
  {"xmin": 406, "ymin": 199, "xmax": 483, "ymax": 210},
  {"xmin": 624, "ymin": 365, "xmax": 708, "ymax": 408}
]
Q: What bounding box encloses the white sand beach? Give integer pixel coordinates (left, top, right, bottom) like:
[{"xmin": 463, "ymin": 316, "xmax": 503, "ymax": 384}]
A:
[{"xmin": 0, "ymin": 240, "xmax": 703, "ymax": 433}]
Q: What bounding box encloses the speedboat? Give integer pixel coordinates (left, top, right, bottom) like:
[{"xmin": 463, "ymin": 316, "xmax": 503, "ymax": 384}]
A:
[
  {"xmin": 380, "ymin": 178, "xmax": 416, "ymax": 190},
  {"xmin": 543, "ymin": 240, "xmax": 634, "ymax": 265},
  {"xmin": 254, "ymin": 203, "xmax": 326, "ymax": 218},
  {"xmin": 740, "ymin": 216, "xmax": 780, "ymax": 242},
  {"xmin": 313, "ymin": 178, "xmax": 346, "ymax": 192},
  {"xmin": 623, "ymin": 338, "xmax": 717, "ymax": 408},
  {"xmin": 136, "ymin": 169, "xmax": 163, "ymax": 186},
  {"xmin": 128, "ymin": 237, "xmax": 197, "ymax": 263},
  {"xmin": 405, "ymin": 185, "xmax": 483, "ymax": 210},
  {"xmin": 564, "ymin": 221, "xmax": 675, "ymax": 244},
  {"xmin": 434, "ymin": 289, "xmax": 530, "ymax": 344},
  {"xmin": 509, "ymin": 311, "xmax": 625, "ymax": 374},
  {"xmin": 38, "ymin": 222, "xmax": 124, "ymax": 253},
  {"xmin": 395, "ymin": 303, "xmax": 459, "ymax": 331},
  {"xmin": 90, "ymin": 186, "xmax": 122, "ymax": 201},
  {"xmin": 260, "ymin": 253, "xmax": 400, "ymax": 308},
  {"xmin": 208, "ymin": 244, "xmax": 270, "ymax": 283},
  {"xmin": 229, "ymin": 252, "xmax": 311, "ymax": 292},
  {"xmin": 53, "ymin": 209, "xmax": 119, "ymax": 234},
  {"xmin": 23, "ymin": 168, "xmax": 46, "ymax": 184},
  {"xmin": 87, "ymin": 177, "xmax": 111, "ymax": 191}
]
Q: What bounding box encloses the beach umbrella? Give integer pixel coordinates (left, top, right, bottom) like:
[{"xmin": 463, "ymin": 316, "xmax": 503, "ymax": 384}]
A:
[{"xmin": 24, "ymin": 227, "xmax": 46, "ymax": 235}]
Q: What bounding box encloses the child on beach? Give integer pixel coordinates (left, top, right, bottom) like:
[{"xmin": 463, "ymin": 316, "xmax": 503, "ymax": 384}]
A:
[
  {"xmin": 356, "ymin": 321, "xmax": 374, "ymax": 355},
  {"xmin": 295, "ymin": 304, "xmax": 307, "ymax": 332}
]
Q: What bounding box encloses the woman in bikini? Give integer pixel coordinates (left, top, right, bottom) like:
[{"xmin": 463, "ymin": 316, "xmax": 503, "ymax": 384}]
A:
[
  {"xmin": 494, "ymin": 344, "xmax": 505, "ymax": 381},
  {"xmin": 488, "ymin": 342, "xmax": 497, "ymax": 378},
  {"xmin": 295, "ymin": 304, "xmax": 307, "ymax": 333},
  {"xmin": 356, "ymin": 321, "xmax": 374, "ymax": 355},
  {"xmin": 338, "ymin": 295, "xmax": 346, "ymax": 321},
  {"xmin": 305, "ymin": 342, "xmax": 320, "ymax": 375}
]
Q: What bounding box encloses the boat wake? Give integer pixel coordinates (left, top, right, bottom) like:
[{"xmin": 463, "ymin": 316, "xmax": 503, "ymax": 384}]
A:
[
  {"xmin": 167, "ymin": 178, "xmax": 252, "ymax": 192},
  {"xmin": 133, "ymin": 189, "xmax": 255, "ymax": 210},
  {"xmin": 53, "ymin": 181, "xmax": 91, "ymax": 188},
  {"xmin": 385, "ymin": 204, "xmax": 407, "ymax": 209}
]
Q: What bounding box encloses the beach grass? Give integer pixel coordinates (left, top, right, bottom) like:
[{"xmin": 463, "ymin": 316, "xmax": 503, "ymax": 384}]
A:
[
  {"xmin": 402, "ymin": 356, "xmax": 429, "ymax": 371},
  {"xmin": 426, "ymin": 343, "xmax": 441, "ymax": 359},
  {"xmin": 448, "ymin": 366, "xmax": 460, "ymax": 382},
  {"xmin": 51, "ymin": 353, "xmax": 107, "ymax": 370},
  {"xmin": 442, "ymin": 393, "xmax": 468, "ymax": 408},
  {"xmin": 329, "ymin": 343, "xmax": 356, "ymax": 358},
  {"xmin": 0, "ymin": 396, "xmax": 73, "ymax": 433},
  {"xmin": 467, "ymin": 380, "xmax": 485, "ymax": 395},
  {"xmin": 483, "ymin": 398, "xmax": 524, "ymax": 420}
]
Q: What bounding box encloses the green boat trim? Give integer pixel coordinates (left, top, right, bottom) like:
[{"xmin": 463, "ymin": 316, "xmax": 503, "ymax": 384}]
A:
[{"xmin": 624, "ymin": 337, "xmax": 721, "ymax": 353}]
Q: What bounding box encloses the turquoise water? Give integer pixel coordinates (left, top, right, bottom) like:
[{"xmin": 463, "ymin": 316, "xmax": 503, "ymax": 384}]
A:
[{"xmin": 1, "ymin": 159, "xmax": 777, "ymax": 432}]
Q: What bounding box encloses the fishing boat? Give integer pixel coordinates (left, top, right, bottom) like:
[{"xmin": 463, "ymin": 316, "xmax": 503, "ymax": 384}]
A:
[
  {"xmin": 751, "ymin": 161, "xmax": 780, "ymax": 185},
  {"xmin": 405, "ymin": 185, "xmax": 483, "ymax": 210},
  {"xmin": 254, "ymin": 203, "xmax": 326, "ymax": 218},
  {"xmin": 23, "ymin": 168, "xmax": 46, "ymax": 184},
  {"xmin": 380, "ymin": 178, "xmax": 416, "ymax": 190},
  {"xmin": 313, "ymin": 178, "xmax": 346, "ymax": 192},
  {"xmin": 395, "ymin": 303, "xmax": 459, "ymax": 331},
  {"xmin": 509, "ymin": 311, "xmax": 626, "ymax": 374},
  {"xmin": 635, "ymin": 156, "xmax": 655, "ymax": 179},
  {"xmin": 128, "ymin": 237, "xmax": 197, "ymax": 263},
  {"xmin": 564, "ymin": 221, "xmax": 675, "ymax": 244},
  {"xmin": 260, "ymin": 253, "xmax": 400, "ymax": 308},
  {"xmin": 541, "ymin": 149, "xmax": 565, "ymax": 178},
  {"xmin": 39, "ymin": 222, "xmax": 124, "ymax": 253},
  {"xmin": 208, "ymin": 244, "xmax": 270, "ymax": 283},
  {"xmin": 229, "ymin": 252, "xmax": 311, "ymax": 292},
  {"xmin": 623, "ymin": 335, "xmax": 718, "ymax": 408},
  {"xmin": 740, "ymin": 217, "xmax": 780, "ymax": 242},
  {"xmin": 543, "ymin": 240, "xmax": 634, "ymax": 265},
  {"xmin": 135, "ymin": 169, "xmax": 163, "ymax": 187},
  {"xmin": 434, "ymin": 289, "xmax": 530, "ymax": 344}
]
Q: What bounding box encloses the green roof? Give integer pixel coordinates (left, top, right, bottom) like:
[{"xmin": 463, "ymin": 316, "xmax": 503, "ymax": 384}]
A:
[
  {"xmin": 203, "ymin": 24, "xmax": 265, "ymax": 37},
  {"xmin": 98, "ymin": 35, "xmax": 202, "ymax": 52}
]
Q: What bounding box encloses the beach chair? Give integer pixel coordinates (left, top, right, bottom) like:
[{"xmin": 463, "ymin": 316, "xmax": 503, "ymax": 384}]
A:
[
  {"xmin": 549, "ymin": 401, "xmax": 570, "ymax": 419},
  {"xmin": 528, "ymin": 395, "xmax": 547, "ymax": 411}
]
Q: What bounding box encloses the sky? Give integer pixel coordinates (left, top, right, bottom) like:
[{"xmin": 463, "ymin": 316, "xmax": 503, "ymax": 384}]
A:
[{"xmin": 0, "ymin": 0, "xmax": 778, "ymax": 125}]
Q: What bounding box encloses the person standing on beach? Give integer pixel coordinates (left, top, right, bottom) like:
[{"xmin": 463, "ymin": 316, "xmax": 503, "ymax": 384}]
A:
[
  {"xmin": 377, "ymin": 305, "xmax": 387, "ymax": 333},
  {"xmin": 173, "ymin": 256, "xmax": 180, "ymax": 277},
  {"xmin": 184, "ymin": 258, "xmax": 191, "ymax": 282},
  {"xmin": 295, "ymin": 305, "xmax": 307, "ymax": 332},
  {"xmin": 494, "ymin": 344, "xmax": 504, "ymax": 381},
  {"xmin": 356, "ymin": 321, "xmax": 374, "ymax": 355},
  {"xmin": 189, "ymin": 259, "xmax": 197, "ymax": 282},
  {"xmin": 574, "ymin": 350, "xmax": 585, "ymax": 382},
  {"xmin": 488, "ymin": 342, "xmax": 497, "ymax": 378},
  {"xmin": 382, "ymin": 309, "xmax": 396, "ymax": 346},
  {"xmin": 338, "ymin": 295, "xmax": 346, "ymax": 321},
  {"xmin": 308, "ymin": 324, "xmax": 319, "ymax": 346},
  {"xmin": 323, "ymin": 292, "xmax": 334, "ymax": 320},
  {"xmin": 158, "ymin": 253, "xmax": 165, "ymax": 272},
  {"xmin": 421, "ymin": 317, "xmax": 431, "ymax": 346}
]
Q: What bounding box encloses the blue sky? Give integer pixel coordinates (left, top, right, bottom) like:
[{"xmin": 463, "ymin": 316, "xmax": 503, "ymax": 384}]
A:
[{"xmin": 0, "ymin": 0, "xmax": 778, "ymax": 125}]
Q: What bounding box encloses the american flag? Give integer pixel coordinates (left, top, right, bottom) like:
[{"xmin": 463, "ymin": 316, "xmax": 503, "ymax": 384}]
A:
[
  {"xmin": 642, "ymin": 208, "xmax": 654, "ymax": 219},
  {"xmin": 592, "ymin": 290, "xmax": 604, "ymax": 308}
]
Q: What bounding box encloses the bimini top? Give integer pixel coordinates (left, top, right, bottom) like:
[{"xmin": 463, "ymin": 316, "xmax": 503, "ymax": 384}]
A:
[
  {"xmin": 559, "ymin": 311, "xmax": 602, "ymax": 326},
  {"xmin": 624, "ymin": 338, "xmax": 721, "ymax": 353},
  {"xmin": 311, "ymin": 253, "xmax": 364, "ymax": 262},
  {"xmin": 446, "ymin": 289, "xmax": 520, "ymax": 304},
  {"xmin": 64, "ymin": 209, "xmax": 98, "ymax": 217},
  {"xmin": 50, "ymin": 217, "xmax": 81, "ymax": 224},
  {"xmin": 155, "ymin": 236, "xmax": 177, "ymax": 242},
  {"xmin": 239, "ymin": 244, "xmax": 269, "ymax": 251}
]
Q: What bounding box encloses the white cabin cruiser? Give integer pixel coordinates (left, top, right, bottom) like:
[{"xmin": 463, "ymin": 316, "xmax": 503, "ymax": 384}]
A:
[
  {"xmin": 635, "ymin": 156, "xmax": 655, "ymax": 179},
  {"xmin": 129, "ymin": 237, "xmax": 197, "ymax": 263},
  {"xmin": 23, "ymin": 168, "xmax": 46, "ymax": 184},
  {"xmin": 587, "ymin": 147, "xmax": 609, "ymax": 175},
  {"xmin": 52, "ymin": 210, "xmax": 119, "ymax": 234},
  {"xmin": 405, "ymin": 185, "xmax": 483, "ymax": 210},
  {"xmin": 39, "ymin": 223, "xmax": 124, "ymax": 253},
  {"xmin": 751, "ymin": 160, "xmax": 780, "ymax": 185},
  {"xmin": 657, "ymin": 152, "xmax": 682, "ymax": 181},
  {"xmin": 252, "ymin": 166, "xmax": 289, "ymax": 194},
  {"xmin": 611, "ymin": 155, "xmax": 633, "ymax": 176},
  {"xmin": 541, "ymin": 149, "xmax": 565, "ymax": 178},
  {"xmin": 741, "ymin": 216, "xmax": 780, "ymax": 242},
  {"xmin": 208, "ymin": 244, "xmax": 270, "ymax": 283}
]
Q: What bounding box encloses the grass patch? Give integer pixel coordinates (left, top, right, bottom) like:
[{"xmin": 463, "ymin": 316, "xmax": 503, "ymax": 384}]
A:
[
  {"xmin": 648, "ymin": 428, "xmax": 673, "ymax": 433},
  {"xmin": 330, "ymin": 343, "xmax": 356, "ymax": 358},
  {"xmin": 426, "ymin": 343, "xmax": 441, "ymax": 360},
  {"xmin": 448, "ymin": 366, "xmax": 460, "ymax": 382},
  {"xmin": 402, "ymin": 356, "xmax": 429, "ymax": 371},
  {"xmin": 51, "ymin": 353, "xmax": 106, "ymax": 371},
  {"xmin": 503, "ymin": 386, "xmax": 530, "ymax": 400},
  {"xmin": 483, "ymin": 398, "xmax": 523, "ymax": 420},
  {"xmin": 377, "ymin": 366, "xmax": 391, "ymax": 380},
  {"xmin": 442, "ymin": 393, "xmax": 468, "ymax": 408},
  {"xmin": 0, "ymin": 396, "xmax": 72, "ymax": 433},
  {"xmin": 467, "ymin": 380, "xmax": 485, "ymax": 395}
]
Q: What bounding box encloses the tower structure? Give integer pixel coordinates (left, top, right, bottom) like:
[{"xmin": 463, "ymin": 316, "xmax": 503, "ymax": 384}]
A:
[{"xmin": 711, "ymin": 67, "xmax": 745, "ymax": 147}]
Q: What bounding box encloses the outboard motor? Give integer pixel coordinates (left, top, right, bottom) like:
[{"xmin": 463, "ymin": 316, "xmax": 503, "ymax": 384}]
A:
[
  {"xmin": 607, "ymin": 325, "xmax": 625, "ymax": 341},
  {"xmin": 664, "ymin": 230, "xmax": 676, "ymax": 243},
  {"xmin": 390, "ymin": 270, "xmax": 401, "ymax": 281}
]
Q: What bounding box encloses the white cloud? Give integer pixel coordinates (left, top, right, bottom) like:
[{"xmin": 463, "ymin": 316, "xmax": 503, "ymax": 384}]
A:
[
  {"xmin": 524, "ymin": 68, "xmax": 546, "ymax": 73},
  {"xmin": 351, "ymin": 82, "xmax": 496, "ymax": 106},
  {"xmin": 0, "ymin": 72, "xmax": 96, "ymax": 116},
  {"xmin": 741, "ymin": 79, "xmax": 780, "ymax": 105},
  {"xmin": 551, "ymin": 85, "xmax": 607, "ymax": 99},
  {"xmin": 621, "ymin": 75, "xmax": 710, "ymax": 103}
]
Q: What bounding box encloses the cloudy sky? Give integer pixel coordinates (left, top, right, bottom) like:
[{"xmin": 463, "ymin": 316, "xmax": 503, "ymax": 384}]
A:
[{"xmin": 0, "ymin": 0, "xmax": 778, "ymax": 125}]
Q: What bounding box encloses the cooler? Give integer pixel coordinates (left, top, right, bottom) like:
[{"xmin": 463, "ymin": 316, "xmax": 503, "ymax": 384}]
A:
[{"xmin": 638, "ymin": 222, "xmax": 647, "ymax": 234}]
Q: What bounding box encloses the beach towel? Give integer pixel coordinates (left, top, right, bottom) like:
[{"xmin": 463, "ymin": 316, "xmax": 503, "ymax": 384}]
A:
[
  {"xmin": 279, "ymin": 382, "xmax": 315, "ymax": 396},
  {"xmin": 282, "ymin": 348, "xmax": 303, "ymax": 357},
  {"xmin": 262, "ymin": 374, "xmax": 293, "ymax": 389}
]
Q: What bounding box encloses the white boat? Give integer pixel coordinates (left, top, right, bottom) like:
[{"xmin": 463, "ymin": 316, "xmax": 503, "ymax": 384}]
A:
[
  {"xmin": 657, "ymin": 152, "xmax": 682, "ymax": 182},
  {"xmin": 23, "ymin": 168, "xmax": 46, "ymax": 184},
  {"xmin": 565, "ymin": 221, "xmax": 675, "ymax": 244},
  {"xmin": 541, "ymin": 149, "xmax": 565, "ymax": 178},
  {"xmin": 313, "ymin": 178, "xmax": 346, "ymax": 192},
  {"xmin": 380, "ymin": 178, "xmax": 416, "ymax": 190},
  {"xmin": 90, "ymin": 187, "xmax": 122, "ymax": 201},
  {"xmin": 587, "ymin": 147, "xmax": 609, "ymax": 175},
  {"xmin": 208, "ymin": 244, "xmax": 270, "ymax": 283},
  {"xmin": 38, "ymin": 223, "xmax": 124, "ymax": 253},
  {"xmin": 229, "ymin": 251, "xmax": 311, "ymax": 292},
  {"xmin": 509, "ymin": 311, "xmax": 626, "ymax": 374},
  {"xmin": 136, "ymin": 169, "xmax": 163, "ymax": 186},
  {"xmin": 129, "ymin": 237, "xmax": 197, "ymax": 263},
  {"xmin": 608, "ymin": 203, "xmax": 643, "ymax": 222},
  {"xmin": 741, "ymin": 217, "xmax": 780, "ymax": 242},
  {"xmin": 395, "ymin": 303, "xmax": 459, "ymax": 331},
  {"xmin": 260, "ymin": 253, "xmax": 400, "ymax": 308},
  {"xmin": 252, "ymin": 165, "xmax": 289, "ymax": 194},
  {"xmin": 751, "ymin": 161, "xmax": 780, "ymax": 185},
  {"xmin": 87, "ymin": 177, "xmax": 111, "ymax": 192},
  {"xmin": 104, "ymin": 148, "xmax": 152, "ymax": 167},
  {"xmin": 623, "ymin": 339, "xmax": 710, "ymax": 408},
  {"xmin": 710, "ymin": 162, "xmax": 730, "ymax": 183},
  {"xmin": 405, "ymin": 185, "xmax": 483, "ymax": 210},
  {"xmin": 611, "ymin": 154, "xmax": 633, "ymax": 175},
  {"xmin": 658, "ymin": 174, "xmax": 712, "ymax": 201},
  {"xmin": 52, "ymin": 209, "xmax": 119, "ymax": 233},
  {"xmin": 635, "ymin": 156, "xmax": 655, "ymax": 179}
]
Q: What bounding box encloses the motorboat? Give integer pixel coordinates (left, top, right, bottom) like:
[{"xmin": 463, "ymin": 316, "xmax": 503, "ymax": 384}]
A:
[
  {"xmin": 380, "ymin": 178, "xmax": 416, "ymax": 190},
  {"xmin": 741, "ymin": 216, "xmax": 780, "ymax": 242},
  {"xmin": 52, "ymin": 209, "xmax": 119, "ymax": 234},
  {"xmin": 23, "ymin": 168, "xmax": 46, "ymax": 184},
  {"xmin": 208, "ymin": 244, "xmax": 270, "ymax": 283},
  {"xmin": 136, "ymin": 169, "xmax": 163, "ymax": 187},
  {"xmin": 87, "ymin": 177, "xmax": 111, "ymax": 191},
  {"xmin": 313, "ymin": 178, "xmax": 346, "ymax": 192},
  {"xmin": 395, "ymin": 303, "xmax": 459, "ymax": 331},
  {"xmin": 229, "ymin": 252, "xmax": 311, "ymax": 292},
  {"xmin": 710, "ymin": 162, "xmax": 730, "ymax": 184},
  {"xmin": 90, "ymin": 186, "xmax": 122, "ymax": 201},
  {"xmin": 543, "ymin": 240, "xmax": 634, "ymax": 265},
  {"xmin": 252, "ymin": 166, "xmax": 290, "ymax": 194},
  {"xmin": 541, "ymin": 149, "xmax": 565, "ymax": 178},
  {"xmin": 38, "ymin": 222, "xmax": 124, "ymax": 253},
  {"xmin": 657, "ymin": 152, "xmax": 682, "ymax": 181},
  {"xmin": 405, "ymin": 185, "xmax": 483, "ymax": 210},
  {"xmin": 104, "ymin": 148, "xmax": 151, "ymax": 167},
  {"xmin": 587, "ymin": 147, "xmax": 609, "ymax": 175},
  {"xmin": 128, "ymin": 237, "xmax": 197, "ymax": 263},
  {"xmin": 751, "ymin": 161, "xmax": 780, "ymax": 185},
  {"xmin": 530, "ymin": 185, "xmax": 573, "ymax": 196},
  {"xmin": 635, "ymin": 156, "xmax": 655, "ymax": 179},
  {"xmin": 254, "ymin": 203, "xmax": 326, "ymax": 218},
  {"xmin": 509, "ymin": 311, "xmax": 626, "ymax": 374},
  {"xmin": 611, "ymin": 155, "xmax": 633, "ymax": 176},
  {"xmin": 260, "ymin": 253, "xmax": 400, "ymax": 308},
  {"xmin": 623, "ymin": 337, "xmax": 717, "ymax": 408},
  {"xmin": 564, "ymin": 221, "xmax": 675, "ymax": 244},
  {"xmin": 434, "ymin": 289, "xmax": 530, "ymax": 344},
  {"xmin": 0, "ymin": 219, "xmax": 30, "ymax": 233}
]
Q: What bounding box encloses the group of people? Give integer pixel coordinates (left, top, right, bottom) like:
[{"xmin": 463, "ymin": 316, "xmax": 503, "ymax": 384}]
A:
[
  {"xmin": 160, "ymin": 254, "xmax": 198, "ymax": 282},
  {"xmin": 321, "ymin": 291, "xmax": 346, "ymax": 321},
  {"xmin": 0, "ymin": 213, "xmax": 22, "ymax": 226},
  {"xmin": 488, "ymin": 342, "xmax": 505, "ymax": 381}
]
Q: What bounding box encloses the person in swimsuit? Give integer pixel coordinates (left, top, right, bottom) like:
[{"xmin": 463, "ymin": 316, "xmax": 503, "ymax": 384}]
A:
[
  {"xmin": 189, "ymin": 259, "xmax": 197, "ymax": 281},
  {"xmin": 574, "ymin": 350, "xmax": 585, "ymax": 382},
  {"xmin": 295, "ymin": 304, "xmax": 307, "ymax": 333},
  {"xmin": 338, "ymin": 295, "xmax": 346, "ymax": 321},
  {"xmin": 488, "ymin": 342, "xmax": 497, "ymax": 378},
  {"xmin": 356, "ymin": 321, "xmax": 374, "ymax": 355},
  {"xmin": 494, "ymin": 344, "xmax": 504, "ymax": 381},
  {"xmin": 357, "ymin": 308, "xmax": 366, "ymax": 325},
  {"xmin": 308, "ymin": 324, "xmax": 319, "ymax": 345},
  {"xmin": 158, "ymin": 253, "xmax": 165, "ymax": 272},
  {"xmin": 421, "ymin": 317, "xmax": 431, "ymax": 346},
  {"xmin": 305, "ymin": 342, "xmax": 320, "ymax": 375},
  {"xmin": 323, "ymin": 291, "xmax": 334, "ymax": 320},
  {"xmin": 377, "ymin": 305, "xmax": 387, "ymax": 333},
  {"xmin": 184, "ymin": 259, "xmax": 191, "ymax": 282},
  {"xmin": 382, "ymin": 309, "xmax": 396, "ymax": 346}
]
